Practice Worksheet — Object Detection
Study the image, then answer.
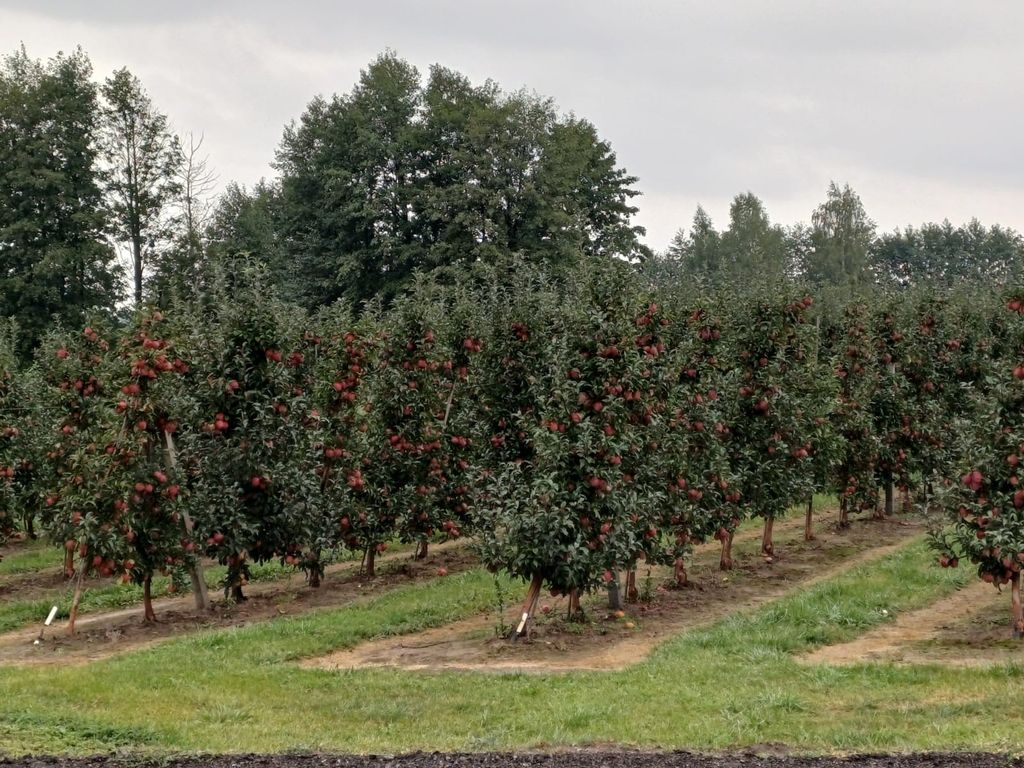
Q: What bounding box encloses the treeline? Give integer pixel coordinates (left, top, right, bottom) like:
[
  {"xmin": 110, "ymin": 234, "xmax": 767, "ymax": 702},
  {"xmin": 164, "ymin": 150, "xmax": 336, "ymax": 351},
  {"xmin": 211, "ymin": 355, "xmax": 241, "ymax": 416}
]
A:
[
  {"xmin": 657, "ymin": 188, "xmax": 1024, "ymax": 288},
  {"xmin": 4, "ymin": 45, "xmax": 1023, "ymax": 364},
  {"xmin": 1, "ymin": 260, "xmax": 1023, "ymax": 636}
]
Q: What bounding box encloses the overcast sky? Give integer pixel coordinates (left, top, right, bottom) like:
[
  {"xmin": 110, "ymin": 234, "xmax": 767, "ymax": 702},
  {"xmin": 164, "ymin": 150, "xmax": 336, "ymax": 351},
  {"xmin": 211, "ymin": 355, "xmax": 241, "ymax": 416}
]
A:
[{"xmin": 2, "ymin": 1, "xmax": 1023, "ymax": 249}]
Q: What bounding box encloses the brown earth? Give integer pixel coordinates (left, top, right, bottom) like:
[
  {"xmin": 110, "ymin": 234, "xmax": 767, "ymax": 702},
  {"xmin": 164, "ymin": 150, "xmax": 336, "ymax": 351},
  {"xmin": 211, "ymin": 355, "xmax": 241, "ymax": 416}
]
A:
[
  {"xmin": 305, "ymin": 514, "xmax": 923, "ymax": 675},
  {"xmin": 0, "ymin": 541, "xmax": 471, "ymax": 666},
  {"xmin": 1, "ymin": 751, "xmax": 1021, "ymax": 768},
  {"xmin": 802, "ymin": 578, "xmax": 1024, "ymax": 667}
]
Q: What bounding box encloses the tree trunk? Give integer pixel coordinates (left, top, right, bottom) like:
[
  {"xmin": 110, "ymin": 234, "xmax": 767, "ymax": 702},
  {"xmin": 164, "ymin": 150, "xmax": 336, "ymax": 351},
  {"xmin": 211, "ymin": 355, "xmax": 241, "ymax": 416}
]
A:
[
  {"xmin": 364, "ymin": 546, "xmax": 376, "ymax": 578},
  {"xmin": 142, "ymin": 574, "xmax": 156, "ymax": 623},
  {"xmin": 230, "ymin": 584, "xmax": 246, "ymax": 602},
  {"xmin": 839, "ymin": 496, "xmax": 849, "ymax": 528},
  {"xmin": 415, "ymin": 540, "xmax": 428, "ymax": 560},
  {"xmin": 625, "ymin": 570, "xmax": 638, "ymax": 603},
  {"xmin": 607, "ymin": 577, "xmax": 622, "ymax": 610},
  {"xmin": 68, "ymin": 562, "xmax": 85, "ymax": 634},
  {"xmin": 309, "ymin": 568, "xmax": 321, "ymax": 589},
  {"xmin": 673, "ymin": 557, "xmax": 689, "ymax": 587},
  {"xmin": 884, "ymin": 479, "xmax": 895, "ymax": 517},
  {"xmin": 761, "ymin": 515, "xmax": 775, "ymax": 556},
  {"xmin": 513, "ymin": 573, "xmax": 543, "ymax": 640},
  {"xmin": 63, "ymin": 549, "xmax": 74, "ymax": 580},
  {"xmin": 719, "ymin": 530, "xmax": 734, "ymax": 571},
  {"xmin": 567, "ymin": 589, "xmax": 584, "ymax": 621},
  {"xmin": 804, "ymin": 497, "xmax": 815, "ymax": 541},
  {"xmin": 133, "ymin": 237, "xmax": 143, "ymax": 306},
  {"xmin": 164, "ymin": 431, "xmax": 210, "ymax": 611},
  {"xmin": 901, "ymin": 486, "xmax": 911, "ymax": 513},
  {"xmin": 25, "ymin": 514, "xmax": 35, "ymax": 540},
  {"xmin": 1012, "ymin": 572, "xmax": 1023, "ymax": 639}
]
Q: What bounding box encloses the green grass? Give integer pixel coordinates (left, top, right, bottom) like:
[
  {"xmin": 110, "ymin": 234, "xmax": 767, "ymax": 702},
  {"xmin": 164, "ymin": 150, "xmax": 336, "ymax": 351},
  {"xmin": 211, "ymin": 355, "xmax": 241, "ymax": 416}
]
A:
[
  {"xmin": 2, "ymin": 536, "xmax": 1022, "ymax": 756},
  {"xmin": 0, "ymin": 538, "xmax": 60, "ymax": 577}
]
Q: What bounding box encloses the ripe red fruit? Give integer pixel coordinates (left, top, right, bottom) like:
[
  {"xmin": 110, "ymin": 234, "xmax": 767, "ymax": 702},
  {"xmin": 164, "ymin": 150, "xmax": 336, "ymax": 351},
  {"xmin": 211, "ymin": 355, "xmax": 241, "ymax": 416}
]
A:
[
  {"xmin": 56, "ymin": 348, "xmax": 69, "ymax": 359},
  {"xmin": 437, "ymin": 567, "xmax": 449, "ymax": 577}
]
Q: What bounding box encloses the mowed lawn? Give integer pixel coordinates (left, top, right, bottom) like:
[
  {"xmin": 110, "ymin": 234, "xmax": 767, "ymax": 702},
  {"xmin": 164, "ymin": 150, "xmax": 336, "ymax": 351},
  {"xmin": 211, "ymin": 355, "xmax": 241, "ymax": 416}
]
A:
[{"xmin": 0, "ymin": 537, "xmax": 1021, "ymax": 756}]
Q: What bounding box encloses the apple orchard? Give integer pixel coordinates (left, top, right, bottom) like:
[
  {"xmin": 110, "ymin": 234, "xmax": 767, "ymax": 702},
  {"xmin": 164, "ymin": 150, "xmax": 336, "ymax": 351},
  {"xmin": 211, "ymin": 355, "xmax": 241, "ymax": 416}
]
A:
[{"xmin": 1, "ymin": 261, "xmax": 1023, "ymax": 639}]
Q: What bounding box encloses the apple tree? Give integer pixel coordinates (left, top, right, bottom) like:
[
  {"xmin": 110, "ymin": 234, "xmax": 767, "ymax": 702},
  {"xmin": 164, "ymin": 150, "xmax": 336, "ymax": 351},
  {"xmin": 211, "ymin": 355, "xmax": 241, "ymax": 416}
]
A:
[
  {"xmin": 725, "ymin": 287, "xmax": 835, "ymax": 557},
  {"xmin": 181, "ymin": 271, "xmax": 323, "ymax": 599},
  {"xmin": 932, "ymin": 290, "xmax": 1024, "ymax": 637}
]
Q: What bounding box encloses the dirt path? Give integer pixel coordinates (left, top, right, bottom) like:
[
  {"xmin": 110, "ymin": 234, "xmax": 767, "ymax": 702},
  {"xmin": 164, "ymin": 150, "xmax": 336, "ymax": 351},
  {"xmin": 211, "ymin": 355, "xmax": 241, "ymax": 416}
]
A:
[
  {"xmin": 305, "ymin": 516, "xmax": 923, "ymax": 675},
  {"xmin": 802, "ymin": 579, "xmax": 1024, "ymax": 667},
  {"xmin": 0, "ymin": 540, "xmax": 469, "ymax": 666}
]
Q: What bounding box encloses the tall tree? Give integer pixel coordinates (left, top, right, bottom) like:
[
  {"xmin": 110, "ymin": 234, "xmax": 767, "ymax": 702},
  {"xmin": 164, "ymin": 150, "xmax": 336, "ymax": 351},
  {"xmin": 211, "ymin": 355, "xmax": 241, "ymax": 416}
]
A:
[
  {"xmin": 805, "ymin": 182, "xmax": 875, "ymax": 287},
  {"xmin": 147, "ymin": 133, "xmax": 217, "ymax": 306},
  {"xmin": 872, "ymin": 219, "xmax": 1024, "ymax": 288},
  {"xmin": 100, "ymin": 68, "xmax": 181, "ymax": 305},
  {"xmin": 718, "ymin": 192, "xmax": 788, "ymax": 279},
  {"xmin": 275, "ymin": 53, "xmax": 649, "ymax": 310},
  {"xmin": 0, "ymin": 47, "xmax": 119, "ymax": 355},
  {"xmin": 276, "ymin": 52, "xmax": 422, "ymax": 308},
  {"xmin": 206, "ymin": 180, "xmax": 281, "ymax": 273},
  {"xmin": 665, "ymin": 205, "xmax": 721, "ymax": 278}
]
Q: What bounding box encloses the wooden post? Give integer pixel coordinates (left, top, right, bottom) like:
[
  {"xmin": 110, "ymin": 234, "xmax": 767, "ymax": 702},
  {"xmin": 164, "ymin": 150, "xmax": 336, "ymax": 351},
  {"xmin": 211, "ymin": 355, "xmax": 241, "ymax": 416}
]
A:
[
  {"xmin": 607, "ymin": 577, "xmax": 622, "ymax": 610},
  {"xmin": 884, "ymin": 479, "xmax": 894, "ymax": 517},
  {"xmin": 719, "ymin": 529, "xmax": 734, "ymax": 571},
  {"xmin": 568, "ymin": 588, "xmax": 583, "ymax": 621},
  {"xmin": 625, "ymin": 569, "xmax": 638, "ymax": 603},
  {"xmin": 513, "ymin": 574, "xmax": 543, "ymax": 640},
  {"xmin": 1012, "ymin": 572, "xmax": 1023, "ymax": 640},
  {"xmin": 164, "ymin": 430, "xmax": 210, "ymax": 611},
  {"xmin": 142, "ymin": 574, "xmax": 156, "ymax": 622},
  {"xmin": 673, "ymin": 558, "xmax": 689, "ymax": 587},
  {"xmin": 67, "ymin": 559, "xmax": 85, "ymax": 634},
  {"xmin": 804, "ymin": 497, "xmax": 814, "ymax": 541},
  {"xmin": 761, "ymin": 515, "xmax": 775, "ymax": 556}
]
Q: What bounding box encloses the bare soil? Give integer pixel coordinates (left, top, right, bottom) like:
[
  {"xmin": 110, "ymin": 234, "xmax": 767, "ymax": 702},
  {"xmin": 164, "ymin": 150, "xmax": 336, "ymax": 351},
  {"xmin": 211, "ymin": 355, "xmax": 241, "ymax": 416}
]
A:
[
  {"xmin": 306, "ymin": 515, "xmax": 924, "ymax": 674},
  {"xmin": 803, "ymin": 578, "xmax": 1024, "ymax": 667},
  {"xmin": 0, "ymin": 541, "xmax": 471, "ymax": 666},
  {"xmin": 1, "ymin": 751, "xmax": 1021, "ymax": 768}
]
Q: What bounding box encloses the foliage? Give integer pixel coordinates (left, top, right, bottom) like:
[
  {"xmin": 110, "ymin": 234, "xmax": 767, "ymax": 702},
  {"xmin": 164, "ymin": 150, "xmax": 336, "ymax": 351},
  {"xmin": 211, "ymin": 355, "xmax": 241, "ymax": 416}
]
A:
[
  {"xmin": 0, "ymin": 46, "xmax": 119, "ymax": 355},
  {"xmin": 273, "ymin": 53, "xmax": 649, "ymax": 310},
  {"xmin": 100, "ymin": 67, "xmax": 183, "ymax": 305}
]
